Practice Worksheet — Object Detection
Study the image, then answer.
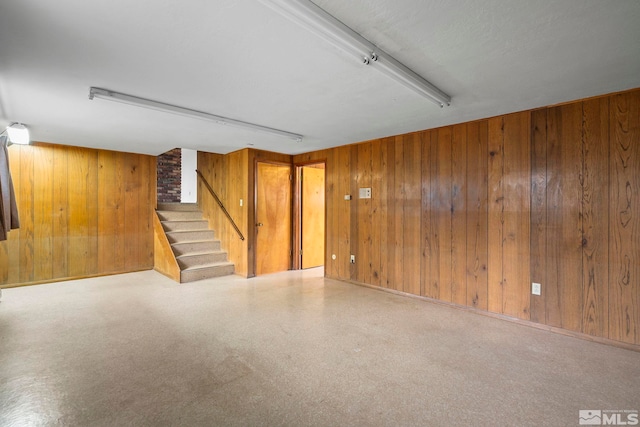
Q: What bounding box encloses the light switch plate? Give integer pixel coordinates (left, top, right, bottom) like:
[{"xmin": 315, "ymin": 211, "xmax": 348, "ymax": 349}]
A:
[{"xmin": 359, "ymin": 188, "xmax": 371, "ymax": 199}]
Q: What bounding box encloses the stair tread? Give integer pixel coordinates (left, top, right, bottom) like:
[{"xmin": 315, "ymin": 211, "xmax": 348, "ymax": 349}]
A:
[
  {"xmin": 166, "ymin": 229, "xmax": 212, "ymax": 234},
  {"xmin": 176, "ymin": 250, "xmax": 227, "ymax": 258},
  {"xmin": 171, "ymin": 238, "xmax": 219, "ymax": 245},
  {"xmin": 182, "ymin": 261, "xmax": 234, "ymax": 272}
]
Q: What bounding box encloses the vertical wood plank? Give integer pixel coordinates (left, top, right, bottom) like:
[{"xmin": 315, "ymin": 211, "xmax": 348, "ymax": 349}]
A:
[
  {"xmin": 582, "ymin": 97, "xmax": 610, "ymax": 338},
  {"xmin": 487, "ymin": 117, "xmax": 505, "ymax": 314},
  {"xmin": 466, "ymin": 120, "xmax": 489, "ymax": 310},
  {"xmin": 113, "ymin": 151, "xmax": 127, "ymax": 272},
  {"xmin": 370, "ymin": 140, "xmax": 382, "ymax": 286},
  {"xmin": 349, "ymin": 145, "xmax": 359, "ymax": 281},
  {"xmin": 436, "ymin": 127, "xmax": 453, "ymax": 302},
  {"xmin": 403, "ymin": 133, "xmax": 421, "ymax": 295},
  {"xmin": 427, "ymin": 130, "xmax": 440, "ymax": 299},
  {"xmin": 357, "ymin": 142, "xmax": 372, "ymax": 284},
  {"xmin": 68, "ymin": 147, "xmax": 93, "ymax": 277},
  {"xmin": 98, "ymin": 150, "xmax": 116, "ymax": 273},
  {"xmin": 420, "ymin": 130, "xmax": 433, "ymax": 297},
  {"xmin": 502, "ymin": 112, "xmax": 531, "ymax": 320},
  {"xmin": 609, "ymin": 91, "xmax": 640, "ymax": 344},
  {"xmin": 337, "ymin": 146, "xmax": 351, "ymax": 279},
  {"xmin": 325, "ymin": 149, "xmax": 336, "ymax": 278},
  {"xmin": 547, "ymin": 104, "xmax": 583, "ymax": 331},
  {"xmin": 530, "ymin": 109, "xmax": 548, "ymax": 323},
  {"xmin": 52, "ymin": 147, "xmax": 69, "ymax": 279},
  {"xmin": 393, "ymin": 136, "xmax": 405, "ymax": 291},
  {"xmin": 124, "ymin": 154, "xmax": 141, "ymax": 271},
  {"xmin": 378, "ymin": 139, "xmax": 389, "ymax": 288},
  {"xmin": 33, "ymin": 145, "xmax": 54, "ymax": 280},
  {"xmin": 451, "ymin": 124, "xmax": 468, "ymax": 305},
  {"xmin": 385, "ymin": 138, "xmax": 396, "ymax": 289}
]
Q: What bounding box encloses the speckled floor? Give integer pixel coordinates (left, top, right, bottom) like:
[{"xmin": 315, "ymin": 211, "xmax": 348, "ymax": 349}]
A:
[{"xmin": 1, "ymin": 269, "xmax": 638, "ymax": 426}]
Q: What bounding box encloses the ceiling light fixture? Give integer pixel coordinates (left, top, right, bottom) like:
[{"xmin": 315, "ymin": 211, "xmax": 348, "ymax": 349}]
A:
[
  {"xmin": 88, "ymin": 87, "xmax": 303, "ymax": 142},
  {"xmin": 2, "ymin": 123, "xmax": 30, "ymax": 145},
  {"xmin": 258, "ymin": 0, "xmax": 451, "ymax": 107}
]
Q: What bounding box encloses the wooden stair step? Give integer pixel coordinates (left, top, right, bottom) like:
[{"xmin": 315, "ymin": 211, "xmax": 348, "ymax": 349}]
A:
[{"xmin": 180, "ymin": 262, "xmax": 235, "ymax": 283}]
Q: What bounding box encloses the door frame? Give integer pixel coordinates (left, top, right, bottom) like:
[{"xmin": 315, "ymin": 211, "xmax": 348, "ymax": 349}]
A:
[
  {"xmin": 293, "ymin": 160, "xmax": 326, "ymax": 270},
  {"xmin": 253, "ymin": 159, "xmax": 294, "ymax": 275}
]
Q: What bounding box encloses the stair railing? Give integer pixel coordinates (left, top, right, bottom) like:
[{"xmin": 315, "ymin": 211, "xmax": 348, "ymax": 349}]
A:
[{"xmin": 195, "ymin": 169, "xmax": 245, "ymax": 241}]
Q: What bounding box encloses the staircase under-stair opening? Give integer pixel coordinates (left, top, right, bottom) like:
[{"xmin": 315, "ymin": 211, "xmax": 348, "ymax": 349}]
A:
[{"xmin": 154, "ymin": 203, "xmax": 234, "ymax": 283}]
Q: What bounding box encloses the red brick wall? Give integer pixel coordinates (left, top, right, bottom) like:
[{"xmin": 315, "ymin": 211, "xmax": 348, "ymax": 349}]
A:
[{"xmin": 157, "ymin": 148, "xmax": 181, "ymax": 203}]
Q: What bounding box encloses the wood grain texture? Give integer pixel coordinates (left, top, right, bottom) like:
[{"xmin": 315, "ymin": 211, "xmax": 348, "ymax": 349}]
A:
[
  {"xmin": 501, "ymin": 112, "xmax": 531, "ymax": 319},
  {"xmin": 436, "ymin": 127, "xmax": 453, "ymax": 302},
  {"xmin": 370, "ymin": 140, "xmax": 383, "ymax": 286},
  {"xmin": 582, "ymin": 97, "xmax": 610, "ymax": 337},
  {"xmin": 609, "ymin": 91, "xmax": 640, "ymax": 344},
  {"xmin": 548, "ymin": 104, "xmax": 583, "ymax": 331},
  {"xmin": 466, "ymin": 121, "xmax": 488, "ymax": 310},
  {"xmin": 403, "ymin": 133, "xmax": 421, "ymax": 295},
  {"xmin": 256, "ymin": 162, "xmax": 292, "ymax": 275},
  {"xmin": 357, "ymin": 142, "xmax": 372, "ymax": 284},
  {"xmin": 420, "ymin": 131, "xmax": 433, "ymax": 297},
  {"xmin": 392, "ymin": 137, "xmax": 404, "ymax": 291},
  {"xmin": 451, "ymin": 124, "xmax": 467, "ymax": 306},
  {"xmin": 530, "ymin": 109, "xmax": 548, "ymax": 323},
  {"xmin": 1, "ymin": 143, "xmax": 154, "ymax": 287},
  {"xmin": 487, "ymin": 117, "xmax": 505, "ymax": 314}
]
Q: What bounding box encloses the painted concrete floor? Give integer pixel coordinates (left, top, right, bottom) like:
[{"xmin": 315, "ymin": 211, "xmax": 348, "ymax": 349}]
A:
[{"xmin": 1, "ymin": 269, "xmax": 638, "ymax": 426}]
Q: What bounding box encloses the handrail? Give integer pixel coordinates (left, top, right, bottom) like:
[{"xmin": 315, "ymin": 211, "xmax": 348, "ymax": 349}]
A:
[{"xmin": 195, "ymin": 169, "xmax": 245, "ymax": 241}]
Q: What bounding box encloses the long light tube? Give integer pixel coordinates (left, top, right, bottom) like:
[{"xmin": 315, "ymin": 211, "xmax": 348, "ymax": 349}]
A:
[
  {"xmin": 89, "ymin": 87, "xmax": 303, "ymax": 142},
  {"xmin": 5, "ymin": 123, "xmax": 30, "ymax": 145},
  {"xmin": 258, "ymin": 0, "xmax": 451, "ymax": 107}
]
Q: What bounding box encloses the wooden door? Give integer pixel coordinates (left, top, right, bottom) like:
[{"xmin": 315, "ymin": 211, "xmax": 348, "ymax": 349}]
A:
[
  {"xmin": 301, "ymin": 165, "xmax": 325, "ymax": 269},
  {"xmin": 256, "ymin": 162, "xmax": 292, "ymax": 275}
]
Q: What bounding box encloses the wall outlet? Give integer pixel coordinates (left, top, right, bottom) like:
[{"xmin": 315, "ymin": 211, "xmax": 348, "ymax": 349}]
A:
[
  {"xmin": 332, "ymin": 254, "xmax": 336, "ymax": 260},
  {"xmin": 240, "ymin": 199, "xmax": 243, "ymax": 207},
  {"xmin": 350, "ymin": 255, "xmax": 356, "ymax": 264},
  {"xmin": 344, "ymin": 195, "xmax": 352, "ymax": 200},
  {"xmin": 532, "ymin": 282, "xmax": 541, "ymax": 296}
]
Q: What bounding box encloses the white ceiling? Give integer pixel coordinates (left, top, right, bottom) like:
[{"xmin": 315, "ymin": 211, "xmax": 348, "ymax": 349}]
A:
[{"xmin": 1, "ymin": 0, "xmax": 639, "ymax": 156}]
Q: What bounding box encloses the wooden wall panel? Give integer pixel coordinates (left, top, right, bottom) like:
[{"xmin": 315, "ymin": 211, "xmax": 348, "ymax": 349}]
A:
[
  {"xmin": 501, "ymin": 112, "xmax": 531, "ymax": 319},
  {"xmin": 357, "ymin": 142, "xmax": 372, "ymax": 284},
  {"xmin": 466, "ymin": 121, "xmax": 488, "ymax": 310},
  {"xmin": 609, "ymin": 91, "xmax": 640, "ymax": 344},
  {"xmin": 370, "ymin": 140, "xmax": 383, "ymax": 287},
  {"xmin": 582, "ymin": 97, "xmax": 610, "ymax": 338},
  {"xmin": 547, "ymin": 104, "xmax": 583, "ymax": 331},
  {"xmin": 403, "ymin": 133, "xmax": 421, "ymax": 295},
  {"xmin": 487, "ymin": 117, "xmax": 505, "ymax": 314},
  {"xmin": 435, "ymin": 127, "xmax": 453, "ymax": 302},
  {"xmin": 451, "ymin": 124, "xmax": 467, "ymax": 306},
  {"xmin": 291, "ymin": 88, "xmax": 637, "ymax": 346},
  {"xmin": 530, "ymin": 109, "xmax": 548, "ymax": 323},
  {"xmin": 0, "ymin": 143, "xmax": 155, "ymax": 287}
]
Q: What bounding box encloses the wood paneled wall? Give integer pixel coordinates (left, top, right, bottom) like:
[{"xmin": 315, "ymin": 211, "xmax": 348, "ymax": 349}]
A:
[
  {"xmin": 0, "ymin": 143, "xmax": 156, "ymax": 287},
  {"xmin": 197, "ymin": 148, "xmax": 292, "ymax": 277},
  {"xmin": 295, "ymin": 88, "xmax": 640, "ymax": 346}
]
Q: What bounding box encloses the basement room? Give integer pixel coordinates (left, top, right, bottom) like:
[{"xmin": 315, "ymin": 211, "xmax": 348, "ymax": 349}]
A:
[{"xmin": 1, "ymin": 1, "xmax": 639, "ymax": 426}]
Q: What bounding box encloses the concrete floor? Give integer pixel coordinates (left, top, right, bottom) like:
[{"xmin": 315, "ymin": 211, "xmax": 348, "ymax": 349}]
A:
[{"xmin": 1, "ymin": 269, "xmax": 638, "ymax": 426}]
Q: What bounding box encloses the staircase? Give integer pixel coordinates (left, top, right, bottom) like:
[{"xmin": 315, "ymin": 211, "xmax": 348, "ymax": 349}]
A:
[{"xmin": 156, "ymin": 203, "xmax": 235, "ymax": 283}]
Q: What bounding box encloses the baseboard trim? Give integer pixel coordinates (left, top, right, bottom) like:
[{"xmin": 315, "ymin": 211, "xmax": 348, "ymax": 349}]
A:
[{"xmin": 327, "ymin": 275, "xmax": 640, "ymax": 354}]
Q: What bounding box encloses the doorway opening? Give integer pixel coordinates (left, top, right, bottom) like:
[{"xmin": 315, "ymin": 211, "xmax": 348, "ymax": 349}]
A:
[{"xmin": 294, "ymin": 162, "xmax": 325, "ymax": 270}]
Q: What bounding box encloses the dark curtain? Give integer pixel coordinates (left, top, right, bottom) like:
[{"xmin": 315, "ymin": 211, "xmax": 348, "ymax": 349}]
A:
[{"xmin": 0, "ymin": 134, "xmax": 20, "ymax": 241}]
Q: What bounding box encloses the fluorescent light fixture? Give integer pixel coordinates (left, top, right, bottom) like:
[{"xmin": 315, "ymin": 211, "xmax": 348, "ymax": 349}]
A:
[
  {"xmin": 258, "ymin": 0, "xmax": 451, "ymax": 107},
  {"xmin": 89, "ymin": 87, "xmax": 303, "ymax": 142},
  {"xmin": 5, "ymin": 123, "xmax": 30, "ymax": 145}
]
